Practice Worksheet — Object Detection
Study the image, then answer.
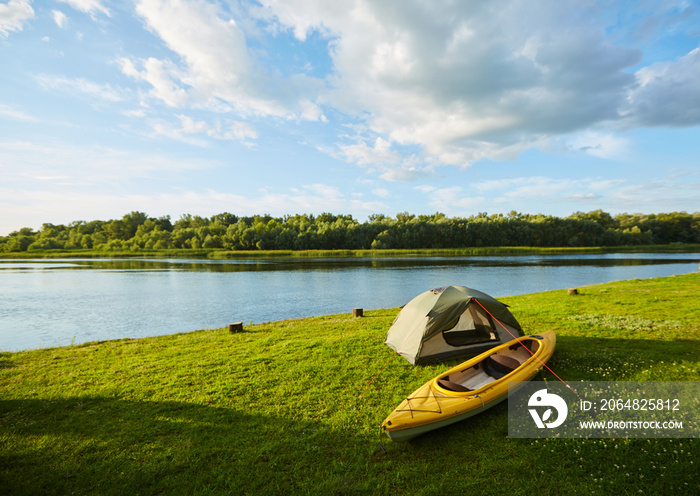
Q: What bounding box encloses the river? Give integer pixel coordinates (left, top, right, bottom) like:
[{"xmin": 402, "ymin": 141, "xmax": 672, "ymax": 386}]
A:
[{"xmin": 1, "ymin": 253, "xmax": 698, "ymax": 351}]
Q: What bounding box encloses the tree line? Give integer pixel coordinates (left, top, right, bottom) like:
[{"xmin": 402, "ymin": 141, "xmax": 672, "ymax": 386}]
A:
[{"xmin": 1, "ymin": 210, "xmax": 699, "ymax": 253}]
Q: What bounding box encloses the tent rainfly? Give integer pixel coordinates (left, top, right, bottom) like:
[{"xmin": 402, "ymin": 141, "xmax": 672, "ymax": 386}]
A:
[{"xmin": 385, "ymin": 286, "xmax": 524, "ymax": 365}]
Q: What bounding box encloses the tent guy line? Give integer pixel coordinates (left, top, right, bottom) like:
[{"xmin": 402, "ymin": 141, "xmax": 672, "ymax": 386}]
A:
[{"xmin": 471, "ymin": 298, "xmax": 580, "ymax": 399}]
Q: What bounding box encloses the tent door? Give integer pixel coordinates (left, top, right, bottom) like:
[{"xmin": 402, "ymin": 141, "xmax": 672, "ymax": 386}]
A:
[{"xmin": 442, "ymin": 302, "xmax": 500, "ymax": 347}]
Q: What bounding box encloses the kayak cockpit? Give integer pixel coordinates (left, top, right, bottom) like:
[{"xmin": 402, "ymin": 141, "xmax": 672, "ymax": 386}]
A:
[{"xmin": 436, "ymin": 337, "xmax": 542, "ymax": 393}]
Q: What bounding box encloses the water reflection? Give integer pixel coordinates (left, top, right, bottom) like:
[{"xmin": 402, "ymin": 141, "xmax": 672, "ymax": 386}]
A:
[
  {"xmin": 1, "ymin": 253, "xmax": 698, "ymax": 273},
  {"xmin": 1, "ymin": 253, "xmax": 698, "ymax": 351}
]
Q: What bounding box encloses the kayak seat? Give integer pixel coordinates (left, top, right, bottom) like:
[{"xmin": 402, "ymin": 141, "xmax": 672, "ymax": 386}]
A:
[
  {"xmin": 437, "ymin": 379, "xmax": 472, "ymax": 392},
  {"xmin": 484, "ymin": 354, "xmax": 520, "ymax": 379}
]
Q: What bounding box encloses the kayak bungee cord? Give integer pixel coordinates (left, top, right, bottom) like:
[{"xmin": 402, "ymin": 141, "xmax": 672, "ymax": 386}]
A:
[
  {"xmin": 471, "ymin": 298, "xmax": 581, "ymax": 399},
  {"xmin": 396, "ymin": 387, "xmax": 444, "ymax": 417}
]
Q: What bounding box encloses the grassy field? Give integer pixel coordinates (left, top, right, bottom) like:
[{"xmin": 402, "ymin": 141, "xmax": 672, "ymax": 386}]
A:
[{"xmin": 1, "ymin": 273, "xmax": 699, "ymax": 495}]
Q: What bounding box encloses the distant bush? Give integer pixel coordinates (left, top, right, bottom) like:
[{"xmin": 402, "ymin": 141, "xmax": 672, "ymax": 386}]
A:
[{"xmin": 2, "ymin": 209, "xmax": 699, "ymax": 253}]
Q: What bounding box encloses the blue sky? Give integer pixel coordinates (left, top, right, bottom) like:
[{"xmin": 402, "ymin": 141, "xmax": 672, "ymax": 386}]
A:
[{"xmin": 1, "ymin": 0, "xmax": 699, "ymax": 235}]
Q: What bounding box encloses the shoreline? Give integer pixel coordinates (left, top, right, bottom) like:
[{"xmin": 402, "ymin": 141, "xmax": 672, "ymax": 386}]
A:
[{"xmin": 2, "ymin": 243, "xmax": 700, "ymax": 260}]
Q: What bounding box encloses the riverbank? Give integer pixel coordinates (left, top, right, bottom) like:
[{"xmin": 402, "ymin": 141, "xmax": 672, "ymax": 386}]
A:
[
  {"xmin": 2, "ymin": 243, "xmax": 700, "ymax": 259},
  {"xmin": 1, "ymin": 273, "xmax": 699, "ymax": 495}
]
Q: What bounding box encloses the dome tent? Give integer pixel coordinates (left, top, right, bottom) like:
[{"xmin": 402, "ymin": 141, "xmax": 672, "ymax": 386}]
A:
[{"xmin": 385, "ymin": 286, "xmax": 524, "ymax": 365}]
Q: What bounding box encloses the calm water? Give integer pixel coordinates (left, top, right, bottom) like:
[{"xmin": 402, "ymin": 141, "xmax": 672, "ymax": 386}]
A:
[{"xmin": 1, "ymin": 253, "xmax": 698, "ymax": 351}]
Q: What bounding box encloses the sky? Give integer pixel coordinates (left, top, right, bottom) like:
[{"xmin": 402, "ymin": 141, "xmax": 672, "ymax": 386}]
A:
[{"xmin": 1, "ymin": 0, "xmax": 699, "ymax": 235}]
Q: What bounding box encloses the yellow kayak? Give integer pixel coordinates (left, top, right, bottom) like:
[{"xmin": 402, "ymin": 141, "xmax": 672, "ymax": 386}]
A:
[{"xmin": 382, "ymin": 330, "xmax": 556, "ymax": 442}]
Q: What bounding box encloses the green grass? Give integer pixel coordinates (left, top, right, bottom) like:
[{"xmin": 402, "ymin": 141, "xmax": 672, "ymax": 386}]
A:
[
  {"xmin": 2, "ymin": 243, "xmax": 700, "ymax": 259},
  {"xmin": 1, "ymin": 273, "xmax": 699, "ymax": 495}
]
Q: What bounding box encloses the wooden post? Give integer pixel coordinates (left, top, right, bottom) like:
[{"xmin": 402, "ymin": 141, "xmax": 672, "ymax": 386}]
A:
[
  {"xmin": 229, "ymin": 322, "xmax": 243, "ymax": 333},
  {"xmin": 352, "ymin": 308, "xmax": 364, "ymax": 318},
  {"xmin": 568, "ymin": 288, "xmax": 579, "ymax": 296}
]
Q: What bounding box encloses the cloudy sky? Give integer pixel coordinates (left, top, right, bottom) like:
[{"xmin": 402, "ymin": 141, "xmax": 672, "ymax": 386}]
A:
[{"xmin": 1, "ymin": 0, "xmax": 699, "ymax": 234}]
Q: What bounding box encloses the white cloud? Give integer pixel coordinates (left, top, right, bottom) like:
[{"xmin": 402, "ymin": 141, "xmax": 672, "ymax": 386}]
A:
[
  {"xmin": 472, "ymin": 177, "xmax": 624, "ymax": 206},
  {"xmin": 334, "ymin": 135, "xmax": 435, "ymax": 182},
  {"xmin": 414, "ymin": 185, "xmax": 435, "ymax": 193},
  {"xmin": 0, "ymin": 0, "xmax": 34, "ymax": 37},
  {"xmin": 248, "ymin": 185, "xmax": 387, "ymax": 216},
  {"xmin": 587, "ymin": 179, "xmax": 626, "ymax": 190},
  {"xmin": 132, "ymin": 1, "xmax": 262, "ymax": 114},
  {"xmin": 427, "ymin": 187, "xmax": 486, "ymax": 212},
  {"xmin": 117, "ymin": 57, "xmax": 188, "ymax": 108},
  {"xmin": 57, "ymin": 0, "xmax": 110, "ymax": 18},
  {"xmin": 109, "ymin": 0, "xmax": 700, "ymax": 179},
  {"xmin": 298, "ymin": 99, "xmax": 326, "ymax": 122},
  {"xmin": 259, "ymin": 0, "xmax": 700, "ymax": 172},
  {"xmin": 134, "ymin": 0, "xmax": 252, "ymax": 107},
  {"xmin": 625, "ymin": 46, "xmax": 700, "ymax": 128},
  {"xmin": 121, "ymin": 108, "xmax": 148, "ymax": 118},
  {"xmin": 149, "ymin": 114, "xmax": 258, "ymax": 146},
  {"xmin": 565, "ymin": 132, "xmax": 631, "ymax": 160},
  {"xmin": 0, "ymin": 103, "xmax": 39, "ymax": 122},
  {"xmin": 299, "ymin": 183, "xmax": 340, "ymax": 198},
  {"xmin": 379, "ymin": 167, "xmax": 430, "ymax": 182},
  {"xmin": 427, "ymin": 178, "xmax": 590, "ymax": 214},
  {"xmin": 213, "ymin": 120, "xmax": 258, "ymax": 142},
  {"xmin": 570, "ymin": 193, "xmax": 600, "ymax": 201},
  {"xmin": 120, "ymin": 0, "xmax": 326, "ymax": 121},
  {"xmin": 35, "ymin": 74, "xmax": 126, "ymax": 103},
  {"xmin": 339, "ymin": 137, "xmax": 402, "ymax": 166},
  {"xmin": 52, "ymin": 10, "xmax": 68, "ymax": 28}
]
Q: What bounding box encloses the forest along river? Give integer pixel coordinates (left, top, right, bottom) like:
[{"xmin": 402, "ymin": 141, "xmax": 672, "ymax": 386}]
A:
[{"xmin": 1, "ymin": 253, "xmax": 698, "ymax": 351}]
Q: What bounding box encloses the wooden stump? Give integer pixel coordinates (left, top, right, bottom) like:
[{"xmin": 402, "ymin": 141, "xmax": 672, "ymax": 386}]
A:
[
  {"xmin": 352, "ymin": 308, "xmax": 364, "ymax": 318},
  {"xmin": 568, "ymin": 288, "xmax": 579, "ymax": 296},
  {"xmin": 229, "ymin": 322, "xmax": 243, "ymax": 333}
]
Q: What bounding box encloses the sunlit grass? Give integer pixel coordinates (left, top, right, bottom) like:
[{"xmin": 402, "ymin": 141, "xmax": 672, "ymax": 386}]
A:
[
  {"xmin": 566, "ymin": 314, "xmax": 684, "ymax": 335},
  {"xmin": 1, "ymin": 273, "xmax": 698, "ymax": 495}
]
